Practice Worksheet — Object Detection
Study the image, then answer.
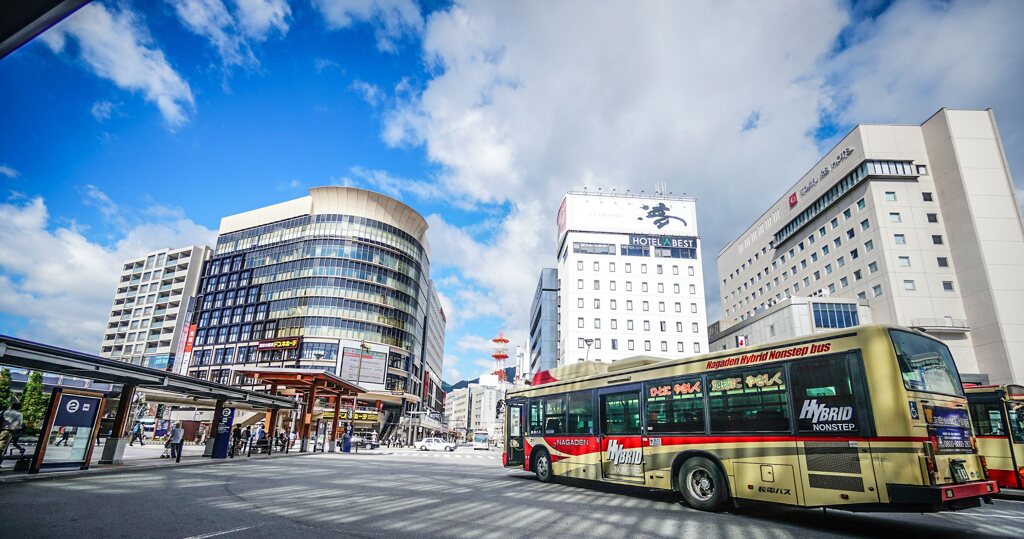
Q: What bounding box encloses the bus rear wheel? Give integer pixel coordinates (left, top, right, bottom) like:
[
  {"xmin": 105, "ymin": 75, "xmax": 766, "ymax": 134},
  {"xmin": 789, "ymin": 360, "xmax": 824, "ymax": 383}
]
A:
[
  {"xmin": 533, "ymin": 450, "xmax": 553, "ymax": 483},
  {"xmin": 678, "ymin": 457, "xmax": 729, "ymax": 512}
]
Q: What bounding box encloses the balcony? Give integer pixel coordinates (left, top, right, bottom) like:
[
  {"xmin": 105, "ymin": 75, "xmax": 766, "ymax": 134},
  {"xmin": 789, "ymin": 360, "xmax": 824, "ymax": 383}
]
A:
[{"xmin": 910, "ymin": 318, "xmax": 970, "ymax": 333}]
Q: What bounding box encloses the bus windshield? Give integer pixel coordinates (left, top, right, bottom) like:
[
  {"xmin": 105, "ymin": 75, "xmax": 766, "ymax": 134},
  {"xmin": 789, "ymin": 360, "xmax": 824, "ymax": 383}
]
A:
[
  {"xmin": 473, "ymin": 432, "xmax": 488, "ymax": 444},
  {"xmin": 889, "ymin": 329, "xmax": 963, "ymax": 397}
]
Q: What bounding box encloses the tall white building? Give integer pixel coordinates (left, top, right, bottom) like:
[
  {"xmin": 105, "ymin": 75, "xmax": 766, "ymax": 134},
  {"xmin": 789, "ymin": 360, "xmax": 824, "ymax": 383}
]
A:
[
  {"xmin": 556, "ymin": 190, "xmax": 709, "ymax": 366},
  {"xmin": 718, "ymin": 108, "xmax": 1024, "ymax": 385},
  {"xmin": 100, "ymin": 245, "xmax": 211, "ymax": 372}
]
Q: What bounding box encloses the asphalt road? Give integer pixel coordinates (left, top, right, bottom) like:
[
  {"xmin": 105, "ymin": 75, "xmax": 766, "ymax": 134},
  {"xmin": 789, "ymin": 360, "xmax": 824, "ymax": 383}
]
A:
[{"xmin": 0, "ymin": 447, "xmax": 1020, "ymax": 538}]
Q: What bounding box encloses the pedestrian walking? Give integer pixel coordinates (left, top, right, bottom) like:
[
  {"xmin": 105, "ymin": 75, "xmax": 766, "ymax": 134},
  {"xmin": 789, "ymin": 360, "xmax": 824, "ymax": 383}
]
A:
[
  {"xmin": 289, "ymin": 429, "xmax": 296, "ymax": 448},
  {"xmin": 232, "ymin": 425, "xmax": 242, "ymax": 454},
  {"xmin": 0, "ymin": 401, "xmax": 25, "ymax": 472},
  {"xmin": 168, "ymin": 422, "xmax": 185, "ymax": 463},
  {"xmin": 242, "ymin": 426, "xmax": 251, "ymax": 453},
  {"xmin": 129, "ymin": 420, "xmax": 145, "ymax": 446}
]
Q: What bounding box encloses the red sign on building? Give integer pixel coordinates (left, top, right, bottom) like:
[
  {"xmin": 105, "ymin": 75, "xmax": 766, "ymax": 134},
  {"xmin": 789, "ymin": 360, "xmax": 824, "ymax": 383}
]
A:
[
  {"xmin": 788, "ymin": 192, "xmax": 798, "ymax": 208},
  {"xmin": 184, "ymin": 324, "xmax": 198, "ymax": 353}
]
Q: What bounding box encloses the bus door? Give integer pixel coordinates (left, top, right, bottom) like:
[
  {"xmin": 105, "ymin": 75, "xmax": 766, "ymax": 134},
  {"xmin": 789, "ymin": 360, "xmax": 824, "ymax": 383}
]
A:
[
  {"xmin": 970, "ymin": 393, "xmax": 1024, "ymax": 489},
  {"xmin": 505, "ymin": 401, "xmax": 525, "ymax": 467},
  {"xmin": 598, "ymin": 385, "xmax": 646, "ymax": 485}
]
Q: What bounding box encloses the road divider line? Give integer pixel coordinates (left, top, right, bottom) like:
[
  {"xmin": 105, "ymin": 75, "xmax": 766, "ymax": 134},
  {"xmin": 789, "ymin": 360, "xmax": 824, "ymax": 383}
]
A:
[{"xmin": 184, "ymin": 525, "xmax": 255, "ymax": 539}]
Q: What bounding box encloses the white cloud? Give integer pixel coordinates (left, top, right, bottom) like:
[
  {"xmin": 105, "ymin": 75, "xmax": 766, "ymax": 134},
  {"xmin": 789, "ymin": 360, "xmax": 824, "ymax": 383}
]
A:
[
  {"xmin": 827, "ymin": 0, "xmax": 1024, "ymax": 181},
  {"xmin": 0, "ymin": 195, "xmax": 216, "ymax": 352},
  {"xmin": 314, "ymin": 57, "xmax": 342, "ymax": 74},
  {"xmin": 350, "ymin": 79, "xmax": 382, "ymax": 106},
  {"xmin": 344, "ymin": 166, "xmax": 443, "ymax": 202},
  {"xmin": 381, "ymin": 0, "xmax": 1024, "ymax": 332},
  {"xmin": 233, "ymin": 0, "xmax": 291, "ymax": 39},
  {"xmin": 42, "ymin": 3, "xmax": 195, "ymax": 128},
  {"xmin": 313, "ymin": 0, "xmax": 423, "ymax": 52},
  {"xmin": 170, "ymin": 0, "xmax": 255, "ymax": 67},
  {"xmin": 0, "ymin": 165, "xmax": 19, "ymax": 178},
  {"xmin": 169, "ymin": 0, "xmax": 290, "ymax": 70},
  {"xmin": 90, "ymin": 100, "xmax": 116, "ymax": 121}
]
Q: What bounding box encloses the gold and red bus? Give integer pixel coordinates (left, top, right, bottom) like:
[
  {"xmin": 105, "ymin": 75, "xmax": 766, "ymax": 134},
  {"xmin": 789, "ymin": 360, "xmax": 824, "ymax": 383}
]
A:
[
  {"xmin": 965, "ymin": 384, "xmax": 1024, "ymax": 489},
  {"xmin": 503, "ymin": 325, "xmax": 998, "ymax": 512}
]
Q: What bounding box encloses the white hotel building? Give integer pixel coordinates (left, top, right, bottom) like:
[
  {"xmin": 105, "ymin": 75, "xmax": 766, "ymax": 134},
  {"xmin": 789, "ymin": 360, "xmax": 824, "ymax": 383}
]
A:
[
  {"xmin": 717, "ymin": 109, "xmax": 1024, "ymax": 385},
  {"xmin": 556, "ymin": 191, "xmax": 709, "ymax": 366}
]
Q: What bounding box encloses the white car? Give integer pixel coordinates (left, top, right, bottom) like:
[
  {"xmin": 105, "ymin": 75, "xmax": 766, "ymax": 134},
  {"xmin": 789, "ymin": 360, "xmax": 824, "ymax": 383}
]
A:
[{"xmin": 416, "ymin": 437, "xmax": 457, "ymax": 451}]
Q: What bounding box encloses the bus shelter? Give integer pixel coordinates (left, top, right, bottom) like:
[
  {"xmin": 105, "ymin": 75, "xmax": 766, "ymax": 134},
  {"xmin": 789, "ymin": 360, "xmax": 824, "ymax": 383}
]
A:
[
  {"xmin": 0, "ymin": 335, "xmax": 296, "ymax": 470},
  {"xmin": 236, "ymin": 369, "xmax": 364, "ymax": 452}
]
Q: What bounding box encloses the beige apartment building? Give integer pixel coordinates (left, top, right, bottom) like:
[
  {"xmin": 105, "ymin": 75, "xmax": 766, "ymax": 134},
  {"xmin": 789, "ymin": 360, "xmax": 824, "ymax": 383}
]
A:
[{"xmin": 717, "ymin": 109, "xmax": 1024, "ymax": 385}]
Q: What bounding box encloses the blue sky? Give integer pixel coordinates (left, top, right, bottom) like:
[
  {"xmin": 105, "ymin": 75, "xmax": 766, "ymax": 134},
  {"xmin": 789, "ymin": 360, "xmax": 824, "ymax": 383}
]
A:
[{"xmin": 1, "ymin": 1, "xmax": 1022, "ymax": 383}]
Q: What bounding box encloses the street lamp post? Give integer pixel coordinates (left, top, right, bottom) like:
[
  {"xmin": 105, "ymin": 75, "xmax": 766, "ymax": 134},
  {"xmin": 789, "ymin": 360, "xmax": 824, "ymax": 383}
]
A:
[{"xmin": 584, "ymin": 338, "xmax": 594, "ymax": 362}]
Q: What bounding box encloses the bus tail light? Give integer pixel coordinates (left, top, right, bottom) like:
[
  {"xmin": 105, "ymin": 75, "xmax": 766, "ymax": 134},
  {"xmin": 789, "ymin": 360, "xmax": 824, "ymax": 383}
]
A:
[
  {"xmin": 970, "ymin": 436, "xmax": 978, "ymax": 452},
  {"xmin": 923, "ymin": 441, "xmax": 938, "ymax": 485},
  {"xmin": 978, "ymin": 455, "xmax": 990, "ymax": 480}
]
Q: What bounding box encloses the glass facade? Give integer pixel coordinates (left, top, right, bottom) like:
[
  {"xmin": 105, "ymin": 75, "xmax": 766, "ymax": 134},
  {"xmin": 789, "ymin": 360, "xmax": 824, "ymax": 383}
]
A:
[
  {"xmin": 812, "ymin": 302, "xmax": 860, "ymax": 329},
  {"xmin": 187, "ymin": 204, "xmax": 433, "ymax": 390}
]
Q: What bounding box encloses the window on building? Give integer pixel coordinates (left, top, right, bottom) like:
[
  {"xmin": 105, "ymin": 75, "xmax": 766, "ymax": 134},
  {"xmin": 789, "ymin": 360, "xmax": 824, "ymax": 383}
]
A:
[
  {"xmin": 627, "ymin": 320, "xmax": 634, "ymax": 330},
  {"xmin": 937, "ymin": 257, "xmax": 949, "ymax": 268},
  {"xmin": 813, "ymin": 270, "xmax": 821, "ymax": 281},
  {"xmin": 643, "ymin": 320, "xmax": 651, "ymax": 331},
  {"xmin": 917, "ymin": 165, "xmax": 928, "ymax": 175},
  {"xmin": 627, "ymin": 300, "xmax": 633, "ymax": 310},
  {"xmin": 898, "ymin": 256, "xmax": 911, "ymax": 267},
  {"xmin": 626, "ymin": 282, "xmax": 633, "ymax": 292},
  {"xmin": 922, "ymin": 191, "xmax": 933, "ymax": 201},
  {"xmin": 609, "ymin": 262, "xmax": 616, "ymax": 272},
  {"xmin": 932, "ymin": 235, "xmax": 944, "ymax": 245},
  {"xmin": 830, "ymin": 218, "xmax": 839, "ymax": 229},
  {"xmin": 641, "ymin": 264, "xmax": 648, "ymax": 274},
  {"xmin": 825, "ymin": 264, "xmax": 833, "ymax": 275},
  {"xmin": 903, "ymin": 280, "xmax": 916, "ymax": 291},
  {"xmin": 610, "ymin": 281, "xmax": 617, "ymax": 291},
  {"xmin": 594, "ymin": 299, "xmax": 601, "ymax": 309},
  {"xmin": 833, "ymin": 238, "xmax": 842, "ymax": 248},
  {"xmin": 889, "ymin": 212, "xmax": 902, "ymax": 223},
  {"xmin": 873, "ymin": 284, "xmax": 883, "ymax": 297},
  {"xmin": 625, "ymin": 263, "xmax": 632, "ymax": 273},
  {"xmin": 628, "ymin": 340, "xmax": 635, "ymax": 350},
  {"xmin": 577, "ymin": 279, "xmax": 583, "ymax": 289},
  {"xmin": 812, "ymin": 302, "xmax": 860, "ymax": 328},
  {"xmin": 942, "ymin": 281, "xmax": 955, "ymax": 291},
  {"xmin": 688, "ymin": 266, "xmax": 695, "ymax": 276},
  {"xmin": 840, "ymin": 277, "xmax": 849, "ymax": 288},
  {"xmin": 857, "ymin": 292, "xmax": 867, "ymax": 300},
  {"xmin": 854, "ymin": 269, "xmax": 862, "ymax": 281},
  {"xmin": 843, "ymin": 208, "xmax": 852, "ymax": 219},
  {"xmin": 644, "ymin": 341, "xmax": 652, "ymax": 352},
  {"xmin": 850, "ymin": 248, "xmax": 859, "ymax": 260},
  {"xmin": 642, "ymin": 282, "xmax": 649, "ymax": 292},
  {"xmin": 857, "ymin": 198, "xmax": 866, "ymax": 210},
  {"xmin": 594, "ymin": 280, "xmax": 600, "ymax": 290},
  {"xmin": 894, "ymin": 234, "xmax": 906, "ymax": 245},
  {"xmin": 885, "ymin": 192, "xmax": 897, "ymax": 202},
  {"xmin": 927, "ymin": 213, "xmax": 938, "ymax": 223},
  {"xmin": 675, "ymin": 302, "xmax": 682, "ymax": 313},
  {"xmin": 610, "ymin": 299, "xmax": 617, "ymax": 310},
  {"xmin": 869, "ymin": 262, "xmax": 878, "ymax": 273},
  {"xmin": 578, "ymin": 318, "xmax": 584, "ymax": 328},
  {"xmin": 828, "ymin": 283, "xmax": 836, "ymax": 294},
  {"xmin": 642, "ymin": 301, "xmax": 649, "ymax": 311},
  {"xmin": 811, "ymin": 253, "xmax": 818, "ymax": 263},
  {"xmin": 593, "ymin": 261, "xmax": 600, "ymax": 271},
  {"xmin": 865, "ymin": 240, "xmax": 874, "ymax": 252},
  {"xmin": 594, "ymin": 318, "xmax": 601, "ymax": 329},
  {"xmin": 578, "ymin": 298, "xmax": 584, "ymax": 308}
]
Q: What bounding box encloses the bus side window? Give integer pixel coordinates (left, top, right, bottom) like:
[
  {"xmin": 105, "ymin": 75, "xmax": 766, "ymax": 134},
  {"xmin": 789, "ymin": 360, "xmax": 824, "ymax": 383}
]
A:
[
  {"xmin": 567, "ymin": 392, "xmax": 594, "ymax": 434},
  {"xmin": 969, "ymin": 401, "xmax": 1005, "ymax": 436},
  {"xmin": 1008, "ymin": 403, "xmax": 1024, "ymax": 443},
  {"xmin": 790, "ymin": 354, "xmax": 862, "ymax": 435},
  {"xmin": 601, "ymin": 392, "xmax": 642, "ymax": 435},
  {"xmin": 544, "ymin": 396, "xmax": 566, "ymax": 434},
  {"xmin": 529, "ymin": 399, "xmax": 544, "ymax": 434}
]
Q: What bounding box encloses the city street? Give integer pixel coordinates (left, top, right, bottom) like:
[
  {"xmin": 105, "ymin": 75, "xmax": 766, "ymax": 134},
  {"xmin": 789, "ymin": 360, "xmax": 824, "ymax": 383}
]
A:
[{"xmin": 0, "ymin": 447, "xmax": 1019, "ymax": 538}]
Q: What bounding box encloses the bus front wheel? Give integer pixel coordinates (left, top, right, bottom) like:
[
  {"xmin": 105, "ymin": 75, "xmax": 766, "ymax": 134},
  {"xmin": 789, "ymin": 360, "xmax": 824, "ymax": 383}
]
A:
[
  {"xmin": 678, "ymin": 457, "xmax": 729, "ymax": 512},
  {"xmin": 533, "ymin": 450, "xmax": 553, "ymax": 483}
]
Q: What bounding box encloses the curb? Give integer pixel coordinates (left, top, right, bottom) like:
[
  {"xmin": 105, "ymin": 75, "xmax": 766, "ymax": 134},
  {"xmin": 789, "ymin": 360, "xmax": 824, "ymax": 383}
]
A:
[
  {"xmin": 994, "ymin": 488, "xmax": 1024, "ymax": 501},
  {"xmin": 0, "ymin": 451, "xmax": 312, "ymax": 485}
]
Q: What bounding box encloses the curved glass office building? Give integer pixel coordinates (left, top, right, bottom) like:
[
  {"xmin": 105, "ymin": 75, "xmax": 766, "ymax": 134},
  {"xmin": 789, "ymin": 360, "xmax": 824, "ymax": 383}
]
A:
[{"xmin": 185, "ymin": 187, "xmax": 445, "ymax": 439}]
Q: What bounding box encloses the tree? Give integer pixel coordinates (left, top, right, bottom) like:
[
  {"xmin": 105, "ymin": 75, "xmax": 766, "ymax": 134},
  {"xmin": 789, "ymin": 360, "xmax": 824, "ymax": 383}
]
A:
[
  {"xmin": 21, "ymin": 371, "xmax": 48, "ymax": 433},
  {"xmin": 0, "ymin": 368, "xmax": 11, "ymax": 411}
]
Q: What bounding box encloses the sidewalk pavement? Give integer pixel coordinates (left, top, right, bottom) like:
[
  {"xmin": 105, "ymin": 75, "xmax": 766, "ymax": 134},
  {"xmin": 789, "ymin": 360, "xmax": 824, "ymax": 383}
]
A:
[
  {"xmin": 0, "ymin": 444, "xmax": 310, "ymax": 484},
  {"xmin": 996, "ymin": 487, "xmax": 1024, "ymax": 501}
]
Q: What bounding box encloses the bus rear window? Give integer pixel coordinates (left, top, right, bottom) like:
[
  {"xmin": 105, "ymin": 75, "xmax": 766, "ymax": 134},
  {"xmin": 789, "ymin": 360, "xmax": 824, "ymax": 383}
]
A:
[{"xmin": 889, "ymin": 329, "xmax": 963, "ymax": 397}]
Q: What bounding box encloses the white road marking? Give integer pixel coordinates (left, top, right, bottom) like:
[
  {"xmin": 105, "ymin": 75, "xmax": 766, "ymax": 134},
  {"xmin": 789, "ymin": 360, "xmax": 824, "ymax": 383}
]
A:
[{"xmin": 184, "ymin": 525, "xmax": 255, "ymax": 539}]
